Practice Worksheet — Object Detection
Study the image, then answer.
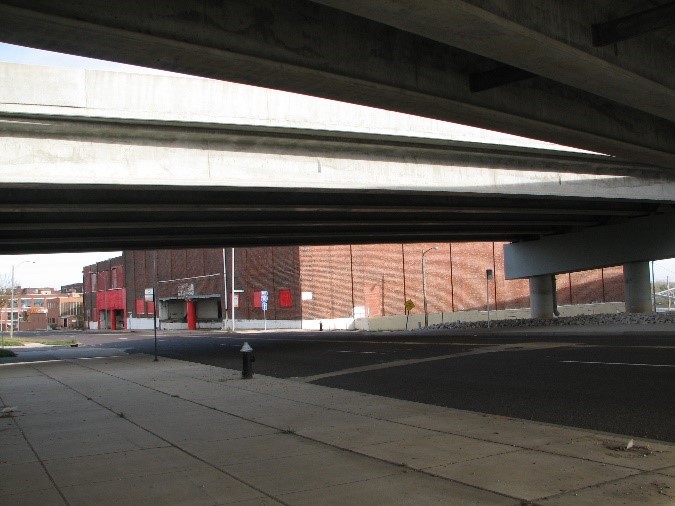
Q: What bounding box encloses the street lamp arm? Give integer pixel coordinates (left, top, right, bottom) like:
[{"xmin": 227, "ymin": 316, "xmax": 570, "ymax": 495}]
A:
[{"xmin": 422, "ymin": 246, "xmax": 438, "ymax": 257}]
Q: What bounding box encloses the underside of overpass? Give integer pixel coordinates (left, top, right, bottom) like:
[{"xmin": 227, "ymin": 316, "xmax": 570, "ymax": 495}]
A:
[
  {"xmin": 0, "ymin": 2, "xmax": 673, "ymax": 316},
  {"xmin": 1, "ymin": 184, "xmax": 666, "ymax": 255},
  {"xmin": 1, "ymin": 62, "xmax": 672, "ymax": 258},
  {"xmin": 0, "ymin": 0, "xmax": 672, "ymax": 171}
]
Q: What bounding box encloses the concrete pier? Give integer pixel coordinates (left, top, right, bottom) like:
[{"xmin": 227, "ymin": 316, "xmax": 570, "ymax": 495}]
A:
[{"xmin": 624, "ymin": 261, "xmax": 653, "ymax": 313}]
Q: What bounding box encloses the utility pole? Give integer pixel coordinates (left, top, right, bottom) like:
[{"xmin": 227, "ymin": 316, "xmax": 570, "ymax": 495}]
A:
[
  {"xmin": 222, "ymin": 248, "xmax": 227, "ymax": 330},
  {"xmin": 669, "ymin": 276, "xmax": 671, "ymax": 311},
  {"xmin": 486, "ymin": 269, "xmax": 493, "ymax": 327},
  {"xmin": 231, "ymin": 248, "xmax": 236, "ymax": 332},
  {"xmin": 422, "ymin": 247, "xmax": 438, "ymax": 327}
]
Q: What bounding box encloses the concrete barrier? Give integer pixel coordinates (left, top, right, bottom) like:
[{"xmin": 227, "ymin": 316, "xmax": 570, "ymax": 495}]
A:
[
  {"xmin": 302, "ymin": 318, "xmax": 356, "ymax": 331},
  {"xmin": 129, "ymin": 303, "xmax": 626, "ymax": 332},
  {"xmin": 358, "ymin": 303, "xmax": 626, "ymax": 331}
]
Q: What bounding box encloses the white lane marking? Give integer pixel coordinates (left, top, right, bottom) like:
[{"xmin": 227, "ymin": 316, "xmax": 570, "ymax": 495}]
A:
[
  {"xmin": 118, "ymin": 337, "xmax": 129, "ymax": 340},
  {"xmin": 561, "ymin": 360, "xmax": 675, "ymax": 368},
  {"xmin": 0, "ymin": 356, "xmax": 123, "ymax": 367}
]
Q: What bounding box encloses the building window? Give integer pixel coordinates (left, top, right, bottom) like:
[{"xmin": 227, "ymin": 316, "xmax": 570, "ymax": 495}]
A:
[
  {"xmin": 33, "ymin": 298, "xmax": 44, "ymax": 307},
  {"xmin": 91, "ymin": 272, "xmax": 97, "ymax": 292},
  {"xmin": 279, "ymin": 289, "xmax": 292, "ymax": 307},
  {"xmin": 21, "ymin": 298, "xmax": 31, "ymax": 308},
  {"xmin": 111, "ymin": 268, "xmax": 118, "ymax": 289}
]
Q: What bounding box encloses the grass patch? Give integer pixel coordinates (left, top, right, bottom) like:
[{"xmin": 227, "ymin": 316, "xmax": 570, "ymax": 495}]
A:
[
  {"xmin": 0, "ymin": 337, "xmax": 77, "ymax": 347},
  {"xmin": 33, "ymin": 339, "xmax": 78, "ymax": 346},
  {"xmin": 0, "ymin": 348, "xmax": 16, "ymax": 358},
  {"xmin": 0, "ymin": 338, "xmax": 24, "ymax": 346}
]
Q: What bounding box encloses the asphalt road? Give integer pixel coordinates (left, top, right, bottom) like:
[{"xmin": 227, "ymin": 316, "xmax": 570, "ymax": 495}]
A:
[{"xmin": 5, "ymin": 328, "xmax": 675, "ymax": 442}]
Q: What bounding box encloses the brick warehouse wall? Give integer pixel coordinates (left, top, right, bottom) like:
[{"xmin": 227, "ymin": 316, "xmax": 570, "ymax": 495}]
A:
[
  {"xmin": 87, "ymin": 244, "xmax": 625, "ymax": 325},
  {"xmin": 232, "ymin": 247, "xmax": 302, "ymax": 321},
  {"xmin": 123, "ymin": 247, "xmax": 302, "ymax": 322},
  {"xmin": 300, "ymin": 242, "xmax": 625, "ymax": 319},
  {"xmin": 299, "ymin": 245, "xmax": 354, "ymax": 319}
]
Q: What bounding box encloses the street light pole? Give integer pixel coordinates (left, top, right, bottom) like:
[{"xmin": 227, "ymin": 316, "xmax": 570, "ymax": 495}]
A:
[
  {"xmin": 8, "ymin": 261, "xmax": 35, "ymax": 345},
  {"xmin": 486, "ymin": 269, "xmax": 494, "ymax": 327},
  {"xmin": 231, "ymin": 248, "xmax": 235, "ymax": 332},
  {"xmin": 422, "ymin": 247, "xmax": 438, "ymax": 327}
]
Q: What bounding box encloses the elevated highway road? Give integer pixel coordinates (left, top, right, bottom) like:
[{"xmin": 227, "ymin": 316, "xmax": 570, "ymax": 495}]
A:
[
  {"xmin": 0, "ymin": 0, "xmax": 672, "ymax": 170},
  {"xmin": 0, "ymin": 63, "xmax": 673, "ymax": 255}
]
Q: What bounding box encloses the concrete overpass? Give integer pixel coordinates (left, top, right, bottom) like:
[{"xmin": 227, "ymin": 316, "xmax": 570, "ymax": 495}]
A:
[
  {"xmin": 1, "ymin": 62, "xmax": 674, "ymax": 316},
  {"xmin": 0, "ymin": 0, "xmax": 673, "ymax": 172}
]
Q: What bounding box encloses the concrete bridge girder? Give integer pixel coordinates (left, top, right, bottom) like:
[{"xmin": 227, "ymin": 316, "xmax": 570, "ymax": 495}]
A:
[
  {"xmin": 3, "ymin": 122, "xmax": 674, "ymax": 200},
  {"xmin": 1, "ymin": 64, "xmax": 672, "ymax": 200},
  {"xmin": 506, "ymin": 214, "xmax": 675, "ymax": 316},
  {"xmin": 504, "ymin": 214, "xmax": 675, "ymax": 280},
  {"xmin": 0, "ymin": 0, "xmax": 672, "ymax": 171}
]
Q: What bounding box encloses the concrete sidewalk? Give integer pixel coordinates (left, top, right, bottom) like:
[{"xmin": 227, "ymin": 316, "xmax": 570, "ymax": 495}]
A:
[{"xmin": 1, "ymin": 353, "xmax": 673, "ymax": 505}]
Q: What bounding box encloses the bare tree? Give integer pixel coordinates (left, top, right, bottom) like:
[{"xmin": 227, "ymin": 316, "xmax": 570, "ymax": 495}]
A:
[
  {"xmin": 0, "ymin": 273, "xmax": 11, "ymax": 311},
  {"xmin": 0, "ymin": 274, "xmax": 12, "ymax": 347}
]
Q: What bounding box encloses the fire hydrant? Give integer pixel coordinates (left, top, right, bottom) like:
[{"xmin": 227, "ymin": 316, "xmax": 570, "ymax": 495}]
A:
[{"xmin": 241, "ymin": 342, "xmax": 255, "ymax": 379}]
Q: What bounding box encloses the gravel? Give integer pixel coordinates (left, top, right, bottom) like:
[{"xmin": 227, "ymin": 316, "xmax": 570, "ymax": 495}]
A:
[{"xmin": 428, "ymin": 312, "xmax": 675, "ymax": 330}]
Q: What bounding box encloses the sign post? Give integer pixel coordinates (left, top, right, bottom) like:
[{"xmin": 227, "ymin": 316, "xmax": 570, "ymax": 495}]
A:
[
  {"xmin": 486, "ymin": 269, "xmax": 494, "ymax": 328},
  {"xmin": 261, "ymin": 291, "xmax": 268, "ymax": 331},
  {"xmin": 145, "ymin": 287, "xmax": 157, "ymax": 361}
]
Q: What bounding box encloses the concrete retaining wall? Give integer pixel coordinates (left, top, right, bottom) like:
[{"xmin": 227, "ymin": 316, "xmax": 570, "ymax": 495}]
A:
[
  {"xmin": 357, "ymin": 303, "xmax": 625, "ymax": 331},
  {"xmin": 129, "ymin": 302, "xmax": 625, "ymax": 332},
  {"xmin": 220, "ymin": 319, "xmax": 302, "ymax": 331},
  {"xmin": 302, "ymin": 318, "xmax": 356, "ymax": 331}
]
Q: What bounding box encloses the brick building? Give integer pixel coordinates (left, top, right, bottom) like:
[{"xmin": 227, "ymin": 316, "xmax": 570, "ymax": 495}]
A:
[
  {"xmin": 83, "ymin": 256, "xmax": 126, "ymax": 330},
  {"xmin": 1, "ymin": 287, "xmax": 83, "ymax": 331},
  {"xmin": 83, "ymin": 243, "xmax": 624, "ymax": 330}
]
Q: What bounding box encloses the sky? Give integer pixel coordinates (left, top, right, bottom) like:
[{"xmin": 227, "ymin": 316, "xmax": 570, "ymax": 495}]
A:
[{"xmin": 0, "ymin": 42, "xmax": 673, "ymax": 287}]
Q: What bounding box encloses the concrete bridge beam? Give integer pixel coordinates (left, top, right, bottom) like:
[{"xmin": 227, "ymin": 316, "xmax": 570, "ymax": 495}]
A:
[
  {"xmin": 0, "ymin": 1, "xmax": 672, "ymax": 170},
  {"xmin": 504, "ymin": 213, "xmax": 675, "ymax": 280}
]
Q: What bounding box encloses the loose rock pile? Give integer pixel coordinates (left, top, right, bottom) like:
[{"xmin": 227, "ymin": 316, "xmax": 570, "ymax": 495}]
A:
[{"xmin": 428, "ymin": 312, "xmax": 675, "ymax": 331}]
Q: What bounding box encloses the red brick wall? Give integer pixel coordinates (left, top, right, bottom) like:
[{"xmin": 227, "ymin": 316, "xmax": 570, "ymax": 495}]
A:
[
  {"xmin": 299, "ymin": 242, "xmax": 625, "ymax": 318},
  {"xmin": 90, "ymin": 245, "xmax": 626, "ymax": 324},
  {"xmin": 603, "ymin": 266, "xmax": 625, "ymax": 302},
  {"xmin": 299, "ymin": 245, "xmax": 353, "ymax": 319},
  {"xmin": 236, "ymin": 247, "xmax": 302, "ymax": 320},
  {"xmin": 83, "ymin": 256, "xmax": 124, "ymax": 323},
  {"xmin": 123, "ymin": 248, "xmax": 302, "ymax": 321}
]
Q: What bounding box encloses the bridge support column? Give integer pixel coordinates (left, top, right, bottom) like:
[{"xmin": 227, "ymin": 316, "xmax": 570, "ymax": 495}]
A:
[
  {"xmin": 529, "ymin": 275, "xmax": 554, "ymax": 319},
  {"xmin": 187, "ymin": 300, "xmax": 197, "ymax": 330},
  {"xmin": 623, "ymin": 262, "xmax": 652, "ymax": 313}
]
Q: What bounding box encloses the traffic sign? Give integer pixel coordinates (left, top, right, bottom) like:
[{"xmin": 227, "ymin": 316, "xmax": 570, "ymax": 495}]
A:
[
  {"xmin": 262, "ymin": 301, "xmax": 268, "ymax": 311},
  {"xmin": 261, "ymin": 290, "xmax": 269, "ymax": 302}
]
